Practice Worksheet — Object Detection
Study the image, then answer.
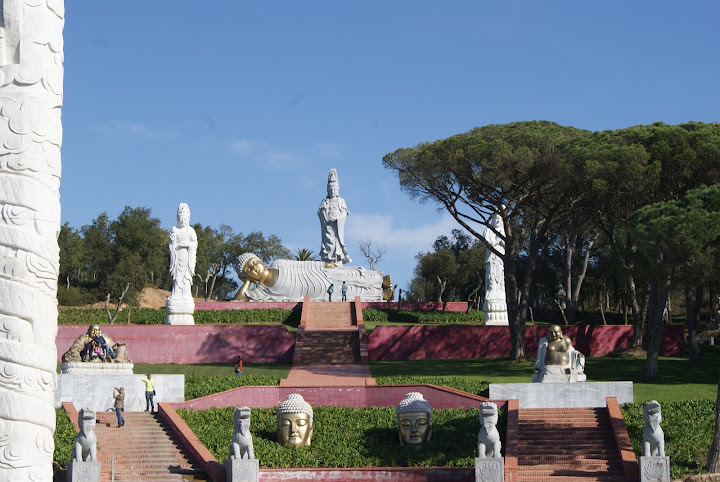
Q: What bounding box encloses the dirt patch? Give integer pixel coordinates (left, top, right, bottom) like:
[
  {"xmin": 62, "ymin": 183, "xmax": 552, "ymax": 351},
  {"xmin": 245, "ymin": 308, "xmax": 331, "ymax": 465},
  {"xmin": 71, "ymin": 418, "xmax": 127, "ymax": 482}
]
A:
[{"xmin": 79, "ymin": 287, "xmax": 175, "ymax": 309}]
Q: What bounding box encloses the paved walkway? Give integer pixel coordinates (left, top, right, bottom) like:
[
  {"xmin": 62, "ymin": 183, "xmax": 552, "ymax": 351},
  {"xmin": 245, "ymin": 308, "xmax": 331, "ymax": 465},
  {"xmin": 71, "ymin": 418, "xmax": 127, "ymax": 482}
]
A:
[{"xmin": 280, "ymin": 364, "xmax": 376, "ymax": 387}]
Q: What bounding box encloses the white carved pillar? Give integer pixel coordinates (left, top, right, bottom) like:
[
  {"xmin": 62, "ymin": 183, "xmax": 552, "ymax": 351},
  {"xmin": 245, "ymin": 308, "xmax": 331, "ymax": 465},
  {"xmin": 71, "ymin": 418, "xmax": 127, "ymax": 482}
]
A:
[{"xmin": 0, "ymin": 0, "xmax": 64, "ymax": 480}]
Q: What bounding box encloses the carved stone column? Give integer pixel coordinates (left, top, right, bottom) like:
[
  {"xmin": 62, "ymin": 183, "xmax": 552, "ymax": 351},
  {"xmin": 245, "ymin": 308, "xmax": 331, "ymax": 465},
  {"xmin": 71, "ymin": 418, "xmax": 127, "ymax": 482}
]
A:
[{"xmin": 0, "ymin": 0, "xmax": 64, "ymax": 480}]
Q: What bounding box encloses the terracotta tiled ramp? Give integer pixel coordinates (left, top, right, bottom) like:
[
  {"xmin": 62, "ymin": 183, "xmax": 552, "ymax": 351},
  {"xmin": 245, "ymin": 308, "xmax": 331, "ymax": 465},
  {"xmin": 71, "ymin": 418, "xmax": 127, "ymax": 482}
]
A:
[
  {"xmin": 93, "ymin": 411, "xmax": 208, "ymax": 481},
  {"xmin": 280, "ymin": 363, "xmax": 376, "ymax": 387},
  {"xmin": 305, "ymin": 300, "xmax": 354, "ymax": 330},
  {"xmin": 516, "ymin": 407, "xmax": 630, "ymax": 482}
]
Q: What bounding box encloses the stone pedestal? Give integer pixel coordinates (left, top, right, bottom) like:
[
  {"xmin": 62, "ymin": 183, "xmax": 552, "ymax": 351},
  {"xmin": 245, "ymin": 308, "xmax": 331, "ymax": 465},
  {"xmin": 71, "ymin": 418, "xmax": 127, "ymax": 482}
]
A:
[
  {"xmin": 475, "ymin": 457, "xmax": 503, "ymax": 482},
  {"xmin": 165, "ymin": 298, "xmax": 195, "ymax": 325},
  {"xmin": 67, "ymin": 460, "xmax": 101, "ymax": 482},
  {"xmin": 483, "ymin": 298, "xmax": 508, "ymax": 325},
  {"xmin": 225, "ymin": 458, "xmax": 259, "ymax": 482},
  {"xmin": 60, "ymin": 362, "xmax": 134, "ymax": 375},
  {"xmin": 639, "ymin": 456, "xmax": 670, "ymax": 482}
]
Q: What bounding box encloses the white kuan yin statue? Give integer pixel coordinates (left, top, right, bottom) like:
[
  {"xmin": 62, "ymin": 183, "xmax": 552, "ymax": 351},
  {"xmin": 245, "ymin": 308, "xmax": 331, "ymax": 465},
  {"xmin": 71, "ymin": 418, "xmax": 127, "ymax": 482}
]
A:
[
  {"xmin": 0, "ymin": 1, "xmax": 64, "ymax": 480},
  {"xmin": 165, "ymin": 203, "xmax": 198, "ymax": 324},
  {"xmin": 482, "ymin": 211, "xmax": 509, "ymax": 325}
]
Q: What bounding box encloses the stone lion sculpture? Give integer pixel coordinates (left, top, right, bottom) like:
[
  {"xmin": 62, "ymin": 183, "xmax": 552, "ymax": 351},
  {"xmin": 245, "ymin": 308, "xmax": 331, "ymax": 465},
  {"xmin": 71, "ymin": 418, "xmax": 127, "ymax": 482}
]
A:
[
  {"xmin": 228, "ymin": 407, "xmax": 255, "ymax": 460},
  {"xmin": 642, "ymin": 400, "xmax": 665, "ymax": 457},
  {"xmin": 72, "ymin": 409, "xmax": 97, "ymax": 462},
  {"xmin": 477, "ymin": 402, "xmax": 501, "ymax": 458}
]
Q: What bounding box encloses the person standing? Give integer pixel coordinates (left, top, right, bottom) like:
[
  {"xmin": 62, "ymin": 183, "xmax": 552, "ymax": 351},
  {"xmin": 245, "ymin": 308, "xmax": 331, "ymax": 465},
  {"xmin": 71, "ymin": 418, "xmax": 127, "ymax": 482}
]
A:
[
  {"xmin": 327, "ymin": 283, "xmax": 334, "ymax": 302},
  {"xmin": 141, "ymin": 374, "xmax": 155, "ymax": 412},
  {"xmin": 341, "ymin": 281, "xmax": 347, "ymax": 302},
  {"xmin": 235, "ymin": 356, "xmax": 243, "ymax": 377},
  {"xmin": 113, "ymin": 387, "xmax": 125, "ymax": 427}
]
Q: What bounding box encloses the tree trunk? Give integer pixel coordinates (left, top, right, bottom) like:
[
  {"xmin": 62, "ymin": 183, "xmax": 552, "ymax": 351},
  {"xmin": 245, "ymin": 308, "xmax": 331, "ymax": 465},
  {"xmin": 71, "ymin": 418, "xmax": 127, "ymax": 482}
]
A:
[
  {"xmin": 436, "ymin": 276, "xmax": 446, "ymax": 303},
  {"xmin": 629, "ymin": 276, "xmax": 645, "ymax": 348},
  {"xmin": 644, "ymin": 275, "xmax": 673, "ymax": 378},
  {"xmin": 706, "ymin": 369, "xmax": 720, "ymax": 473},
  {"xmin": 685, "ymin": 283, "xmax": 702, "ymax": 366},
  {"xmin": 66, "ymin": 274, "xmax": 70, "ymax": 289}
]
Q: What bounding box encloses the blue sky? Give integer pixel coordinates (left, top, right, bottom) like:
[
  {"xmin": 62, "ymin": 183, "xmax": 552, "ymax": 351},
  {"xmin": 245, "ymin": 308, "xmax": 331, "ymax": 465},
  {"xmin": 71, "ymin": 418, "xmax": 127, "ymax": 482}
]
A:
[{"xmin": 60, "ymin": 1, "xmax": 719, "ymax": 290}]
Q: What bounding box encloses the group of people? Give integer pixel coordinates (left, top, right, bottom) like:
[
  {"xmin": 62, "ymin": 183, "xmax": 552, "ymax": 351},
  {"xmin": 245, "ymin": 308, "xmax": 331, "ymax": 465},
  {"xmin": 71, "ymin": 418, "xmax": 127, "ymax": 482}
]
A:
[
  {"xmin": 111, "ymin": 374, "xmax": 157, "ymax": 428},
  {"xmin": 80, "ymin": 332, "xmax": 115, "ymax": 362},
  {"xmin": 326, "ymin": 281, "xmax": 348, "ymax": 301}
]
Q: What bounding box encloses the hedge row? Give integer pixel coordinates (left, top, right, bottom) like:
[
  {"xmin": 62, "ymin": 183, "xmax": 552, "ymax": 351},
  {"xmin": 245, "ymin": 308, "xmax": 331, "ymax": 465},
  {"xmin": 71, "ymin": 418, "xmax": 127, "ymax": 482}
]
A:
[
  {"xmin": 185, "ymin": 375, "xmax": 281, "ymax": 400},
  {"xmin": 54, "ymin": 409, "xmax": 76, "ymax": 469},
  {"xmin": 621, "ymin": 399, "xmax": 714, "ymax": 479},
  {"xmin": 375, "ymin": 376, "xmax": 490, "ymax": 397},
  {"xmin": 362, "ymin": 309, "xmax": 484, "ymax": 324},
  {"xmin": 178, "ymin": 405, "xmax": 506, "ymax": 468},
  {"xmin": 57, "ymin": 308, "xmax": 299, "ymax": 325}
]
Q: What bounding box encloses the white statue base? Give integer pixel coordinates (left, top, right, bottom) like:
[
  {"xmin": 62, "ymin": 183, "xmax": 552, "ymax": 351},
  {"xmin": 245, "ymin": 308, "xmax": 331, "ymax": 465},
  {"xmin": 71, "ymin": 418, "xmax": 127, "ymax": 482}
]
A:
[
  {"xmin": 483, "ymin": 298, "xmax": 508, "ymax": 325},
  {"xmin": 67, "ymin": 460, "xmax": 101, "ymax": 482},
  {"xmin": 475, "ymin": 457, "xmax": 503, "ymax": 482},
  {"xmin": 165, "ymin": 298, "xmax": 195, "ymax": 325},
  {"xmin": 532, "ymin": 365, "xmax": 587, "ymax": 383},
  {"xmin": 639, "ymin": 456, "xmax": 670, "ymax": 482},
  {"xmin": 225, "ymin": 458, "xmax": 259, "ymax": 482},
  {"xmin": 61, "ymin": 362, "xmax": 134, "ymax": 375}
]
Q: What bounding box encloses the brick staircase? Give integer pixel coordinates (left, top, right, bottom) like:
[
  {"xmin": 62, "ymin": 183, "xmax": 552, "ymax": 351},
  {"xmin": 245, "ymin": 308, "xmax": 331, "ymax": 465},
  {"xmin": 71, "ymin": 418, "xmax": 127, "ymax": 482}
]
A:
[
  {"xmin": 304, "ymin": 301, "xmax": 355, "ymax": 330},
  {"xmin": 516, "ymin": 407, "xmax": 628, "ymax": 481},
  {"xmin": 300, "ymin": 330, "xmax": 361, "ymax": 364},
  {"xmin": 94, "ymin": 411, "xmax": 208, "ymax": 481}
]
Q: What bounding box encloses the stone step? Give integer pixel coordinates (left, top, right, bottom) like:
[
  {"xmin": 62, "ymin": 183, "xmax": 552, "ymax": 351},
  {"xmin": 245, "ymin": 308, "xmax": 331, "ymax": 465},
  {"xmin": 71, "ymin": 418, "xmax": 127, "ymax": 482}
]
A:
[{"xmin": 516, "ymin": 477, "xmax": 627, "ymax": 482}]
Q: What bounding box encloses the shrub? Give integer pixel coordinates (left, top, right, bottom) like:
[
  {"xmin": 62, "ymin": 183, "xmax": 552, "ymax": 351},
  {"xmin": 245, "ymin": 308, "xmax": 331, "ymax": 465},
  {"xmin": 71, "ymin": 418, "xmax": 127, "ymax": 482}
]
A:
[
  {"xmin": 57, "ymin": 308, "xmax": 300, "ymax": 326},
  {"xmin": 185, "ymin": 375, "xmax": 281, "ymax": 400},
  {"xmin": 54, "ymin": 409, "xmax": 76, "ymax": 469},
  {"xmin": 178, "ymin": 405, "xmax": 505, "ymax": 467},
  {"xmin": 375, "ymin": 376, "xmax": 489, "ymax": 397},
  {"xmin": 622, "ymin": 400, "xmax": 714, "ymax": 479},
  {"xmin": 362, "ymin": 309, "xmax": 483, "ymax": 324}
]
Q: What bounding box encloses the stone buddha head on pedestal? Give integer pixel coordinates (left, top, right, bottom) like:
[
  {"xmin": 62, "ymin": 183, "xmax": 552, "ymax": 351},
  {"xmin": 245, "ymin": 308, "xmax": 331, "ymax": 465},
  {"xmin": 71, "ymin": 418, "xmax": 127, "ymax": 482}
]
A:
[
  {"xmin": 396, "ymin": 392, "xmax": 432, "ymax": 447},
  {"xmin": 277, "ymin": 394, "xmax": 313, "ymax": 446}
]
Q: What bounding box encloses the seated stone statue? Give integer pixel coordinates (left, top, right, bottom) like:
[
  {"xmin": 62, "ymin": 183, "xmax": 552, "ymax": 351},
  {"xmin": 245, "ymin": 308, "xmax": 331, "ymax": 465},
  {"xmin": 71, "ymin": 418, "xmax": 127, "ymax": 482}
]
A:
[
  {"xmin": 642, "ymin": 400, "xmax": 665, "ymax": 457},
  {"xmin": 233, "ymin": 253, "xmax": 391, "ymax": 302},
  {"xmin": 532, "ymin": 324, "xmax": 586, "ymax": 383},
  {"xmin": 477, "ymin": 401, "xmax": 501, "ymax": 458},
  {"xmin": 276, "ymin": 394, "xmax": 314, "ymax": 446},
  {"xmin": 72, "ymin": 408, "xmax": 97, "ymax": 462},
  {"xmin": 62, "ymin": 324, "xmax": 131, "ymax": 363},
  {"xmin": 228, "ymin": 406, "xmax": 255, "ymax": 460},
  {"xmin": 396, "ymin": 392, "xmax": 432, "ymax": 447}
]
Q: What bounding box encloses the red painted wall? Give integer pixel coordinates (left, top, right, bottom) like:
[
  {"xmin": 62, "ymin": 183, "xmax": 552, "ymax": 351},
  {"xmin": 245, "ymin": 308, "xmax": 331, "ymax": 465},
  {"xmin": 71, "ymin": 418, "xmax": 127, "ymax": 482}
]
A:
[
  {"xmin": 175, "ymin": 384, "xmax": 499, "ymax": 411},
  {"xmin": 367, "ymin": 325, "xmax": 685, "ymax": 360},
  {"xmin": 56, "ymin": 325, "xmax": 295, "ymax": 363}
]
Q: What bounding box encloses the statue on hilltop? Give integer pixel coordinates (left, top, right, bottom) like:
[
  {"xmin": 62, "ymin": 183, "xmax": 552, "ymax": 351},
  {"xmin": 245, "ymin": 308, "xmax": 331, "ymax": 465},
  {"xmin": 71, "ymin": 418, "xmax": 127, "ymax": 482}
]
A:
[{"xmin": 318, "ymin": 169, "xmax": 351, "ymax": 266}]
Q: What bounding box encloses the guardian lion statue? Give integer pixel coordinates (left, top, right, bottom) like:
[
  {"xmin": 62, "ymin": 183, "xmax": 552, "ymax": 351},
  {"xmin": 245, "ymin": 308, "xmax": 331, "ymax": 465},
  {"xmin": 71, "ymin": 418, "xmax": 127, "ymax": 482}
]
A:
[
  {"xmin": 642, "ymin": 400, "xmax": 665, "ymax": 457},
  {"xmin": 228, "ymin": 407, "xmax": 255, "ymax": 460},
  {"xmin": 477, "ymin": 402, "xmax": 501, "ymax": 458}
]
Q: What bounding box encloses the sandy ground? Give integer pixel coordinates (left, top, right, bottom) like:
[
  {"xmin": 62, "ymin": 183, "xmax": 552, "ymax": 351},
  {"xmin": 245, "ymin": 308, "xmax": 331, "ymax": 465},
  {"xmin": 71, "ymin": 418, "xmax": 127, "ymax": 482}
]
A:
[{"xmin": 82, "ymin": 286, "xmax": 204, "ymax": 309}]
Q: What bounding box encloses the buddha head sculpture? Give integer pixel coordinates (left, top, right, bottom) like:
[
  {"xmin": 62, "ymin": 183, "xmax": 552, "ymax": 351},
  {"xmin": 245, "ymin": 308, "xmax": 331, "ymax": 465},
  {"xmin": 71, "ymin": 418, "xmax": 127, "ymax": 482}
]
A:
[
  {"xmin": 237, "ymin": 253, "xmax": 272, "ymax": 285},
  {"xmin": 177, "ymin": 203, "xmax": 190, "ymax": 228},
  {"xmin": 88, "ymin": 324, "xmax": 102, "ymax": 339},
  {"xmin": 396, "ymin": 392, "xmax": 432, "ymax": 447},
  {"xmin": 327, "ymin": 168, "xmax": 339, "ymax": 198},
  {"xmin": 547, "ymin": 324, "xmax": 563, "ymax": 342},
  {"xmin": 277, "ymin": 394, "xmax": 313, "ymax": 446}
]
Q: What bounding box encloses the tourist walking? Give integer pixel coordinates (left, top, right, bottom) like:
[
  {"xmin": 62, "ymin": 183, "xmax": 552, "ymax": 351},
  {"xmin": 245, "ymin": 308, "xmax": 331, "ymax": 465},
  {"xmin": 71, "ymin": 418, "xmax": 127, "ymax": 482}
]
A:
[
  {"xmin": 341, "ymin": 281, "xmax": 347, "ymax": 301},
  {"xmin": 327, "ymin": 283, "xmax": 334, "ymax": 301},
  {"xmin": 141, "ymin": 374, "xmax": 155, "ymax": 412},
  {"xmin": 113, "ymin": 387, "xmax": 125, "ymax": 427},
  {"xmin": 235, "ymin": 356, "xmax": 243, "ymax": 377}
]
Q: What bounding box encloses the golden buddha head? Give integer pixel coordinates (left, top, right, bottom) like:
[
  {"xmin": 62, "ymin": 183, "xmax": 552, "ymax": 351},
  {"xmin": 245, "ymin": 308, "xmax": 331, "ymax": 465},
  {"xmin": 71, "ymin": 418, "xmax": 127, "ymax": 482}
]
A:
[
  {"xmin": 177, "ymin": 203, "xmax": 190, "ymax": 228},
  {"xmin": 237, "ymin": 253, "xmax": 269, "ymax": 283},
  {"xmin": 277, "ymin": 394, "xmax": 313, "ymax": 446},
  {"xmin": 87, "ymin": 324, "xmax": 102, "ymax": 338},
  {"xmin": 396, "ymin": 392, "xmax": 432, "ymax": 447},
  {"xmin": 547, "ymin": 324, "xmax": 563, "ymax": 341}
]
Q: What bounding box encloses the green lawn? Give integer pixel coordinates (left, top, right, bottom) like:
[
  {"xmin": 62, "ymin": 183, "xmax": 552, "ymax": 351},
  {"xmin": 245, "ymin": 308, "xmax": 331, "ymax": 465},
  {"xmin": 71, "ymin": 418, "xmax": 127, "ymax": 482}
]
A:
[{"xmin": 369, "ymin": 344, "xmax": 720, "ymax": 403}]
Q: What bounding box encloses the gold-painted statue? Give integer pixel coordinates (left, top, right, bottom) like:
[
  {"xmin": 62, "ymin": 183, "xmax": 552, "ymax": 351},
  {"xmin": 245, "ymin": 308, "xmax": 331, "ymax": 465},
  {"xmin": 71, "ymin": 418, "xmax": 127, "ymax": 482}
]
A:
[
  {"xmin": 62, "ymin": 324, "xmax": 131, "ymax": 363},
  {"xmin": 532, "ymin": 324, "xmax": 585, "ymax": 383},
  {"xmin": 276, "ymin": 394, "xmax": 313, "ymax": 446},
  {"xmin": 396, "ymin": 392, "xmax": 432, "ymax": 447}
]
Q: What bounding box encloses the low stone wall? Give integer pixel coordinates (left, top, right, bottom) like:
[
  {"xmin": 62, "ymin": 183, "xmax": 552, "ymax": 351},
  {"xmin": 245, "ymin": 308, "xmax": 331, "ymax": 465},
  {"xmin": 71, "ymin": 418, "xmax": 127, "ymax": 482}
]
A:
[
  {"xmin": 175, "ymin": 384, "xmax": 497, "ymax": 411},
  {"xmin": 56, "ymin": 325, "xmax": 295, "ymax": 364},
  {"xmin": 56, "ymin": 374, "xmax": 184, "ymax": 411},
  {"xmin": 367, "ymin": 325, "xmax": 684, "ymax": 360},
  {"xmin": 489, "ymin": 382, "xmax": 634, "ymax": 408}
]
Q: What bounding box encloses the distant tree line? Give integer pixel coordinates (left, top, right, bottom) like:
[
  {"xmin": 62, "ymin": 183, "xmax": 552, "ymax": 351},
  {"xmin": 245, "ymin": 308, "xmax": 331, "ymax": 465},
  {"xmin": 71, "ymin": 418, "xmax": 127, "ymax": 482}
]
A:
[
  {"xmin": 58, "ymin": 206, "xmax": 291, "ymax": 306},
  {"xmin": 386, "ymin": 121, "xmax": 720, "ymax": 376}
]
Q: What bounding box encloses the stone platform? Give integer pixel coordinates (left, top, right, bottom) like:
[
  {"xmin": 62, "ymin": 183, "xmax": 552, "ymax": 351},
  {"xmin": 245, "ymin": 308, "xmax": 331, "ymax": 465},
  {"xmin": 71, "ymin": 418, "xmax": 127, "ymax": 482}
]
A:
[
  {"xmin": 60, "ymin": 361, "xmax": 134, "ymax": 374},
  {"xmin": 55, "ymin": 374, "xmax": 185, "ymax": 412},
  {"xmin": 489, "ymin": 381, "xmax": 633, "ymax": 408}
]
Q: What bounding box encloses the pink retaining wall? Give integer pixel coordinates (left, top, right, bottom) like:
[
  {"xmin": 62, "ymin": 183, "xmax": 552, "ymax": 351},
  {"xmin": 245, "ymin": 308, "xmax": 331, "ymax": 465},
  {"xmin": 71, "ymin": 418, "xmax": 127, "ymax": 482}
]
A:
[
  {"xmin": 56, "ymin": 325, "xmax": 295, "ymax": 363},
  {"xmin": 175, "ymin": 384, "xmax": 500, "ymax": 411},
  {"xmin": 367, "ymin": 325, "xmax": 685, "ymax": 360}
]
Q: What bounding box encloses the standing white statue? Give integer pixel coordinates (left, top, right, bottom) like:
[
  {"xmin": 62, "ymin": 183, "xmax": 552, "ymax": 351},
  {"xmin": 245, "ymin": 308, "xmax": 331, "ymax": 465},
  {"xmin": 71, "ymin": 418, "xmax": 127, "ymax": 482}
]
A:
[
  {"xmin": 165, "ymin": 203, "xmax": 198, "ymax": 325},
  {"xmin": 318, "ymin": 169, "xmax": 351, "ymax": 266},
  {"xmin": 0, "ymin": 1, "xmax": 64, "ymax": 480},
  {"xmin": 482, "ymin": 212, "xmax": 508, "ymax": 325}
]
